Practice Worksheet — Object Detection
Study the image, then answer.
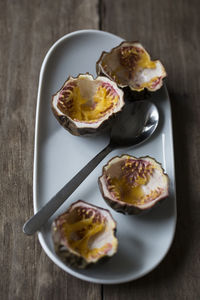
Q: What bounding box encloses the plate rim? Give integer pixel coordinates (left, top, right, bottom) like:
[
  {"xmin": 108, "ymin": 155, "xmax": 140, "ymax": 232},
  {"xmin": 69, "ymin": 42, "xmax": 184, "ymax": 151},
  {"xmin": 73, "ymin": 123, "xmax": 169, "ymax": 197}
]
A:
[{"xmin": 33, "ymin": 29, "xmax": 177, "ymax": 284}]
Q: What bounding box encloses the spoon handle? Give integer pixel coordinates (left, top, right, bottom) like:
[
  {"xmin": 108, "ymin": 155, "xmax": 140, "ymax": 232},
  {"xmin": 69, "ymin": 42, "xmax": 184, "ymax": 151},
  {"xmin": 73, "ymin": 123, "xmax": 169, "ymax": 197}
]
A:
[{"xmin": 23, "ymin": 143, "xmax": 113, "ymax": 235}]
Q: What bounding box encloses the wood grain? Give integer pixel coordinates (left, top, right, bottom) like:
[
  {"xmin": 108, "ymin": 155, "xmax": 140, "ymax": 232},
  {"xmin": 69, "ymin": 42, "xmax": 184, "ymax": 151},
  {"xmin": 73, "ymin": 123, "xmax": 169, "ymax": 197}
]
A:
[
  {"xmin": 1, "ymin": 0, "xmax": 200, "ymax": 299},
  {"xmin": 101, "ymin": 0, "xmax": 200, "ymax": 299},
  {"xmin": 0, "ymin": 1, "xmax": 101, "ymax": 300}
]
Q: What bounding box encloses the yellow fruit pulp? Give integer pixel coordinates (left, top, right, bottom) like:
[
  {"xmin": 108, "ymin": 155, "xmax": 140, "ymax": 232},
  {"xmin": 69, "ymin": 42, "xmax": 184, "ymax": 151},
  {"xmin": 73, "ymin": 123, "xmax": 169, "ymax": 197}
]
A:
[
  {"xmin": 63, "ymin": 85, "xmax": 118, "ymax": 122},
  {"xmin": 121, "ymin": 47, "xmax": 158, "ymax": 90},
  {"xmin": 101, "ymin": 46, "xmax": 159, "ymax": 91},
  {"xmin": 110, "ymin": 175, "xmax": 149, "ymax": 205},
  {"xmin": 63, "ymin": 216, "xmax": 112, "ymax": 260},
  {"xmin": 137, "ymin": 50, "xmax": 156, "ymax": 69}
]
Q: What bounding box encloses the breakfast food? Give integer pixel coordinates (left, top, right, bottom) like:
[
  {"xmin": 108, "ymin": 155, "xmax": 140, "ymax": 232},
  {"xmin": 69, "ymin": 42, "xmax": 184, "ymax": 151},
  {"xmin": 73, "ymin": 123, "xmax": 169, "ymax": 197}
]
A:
[
  {"xmin": 52, "ymin": 74, "xmax": 124, "ymax": 136},
  {"xmin": 52, "ymin": 200, "xmax": 118, "ymax": 268},
  {"xmin": 96, "ymin": 41, "xmax": 166, "ymax": 92},
  {"xmin": 99, "ymin": 155, "xmax": 169, "ymax": 214}
]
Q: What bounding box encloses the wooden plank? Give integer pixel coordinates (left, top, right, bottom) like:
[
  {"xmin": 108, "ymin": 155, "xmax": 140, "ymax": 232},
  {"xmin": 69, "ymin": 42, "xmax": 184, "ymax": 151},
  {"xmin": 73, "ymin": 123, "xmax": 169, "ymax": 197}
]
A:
[
  {"xmin": 101, "ymin": 0, "xmax": 200, "ymax": 299},
  {"xmin": 0, "ymin": 1, "xmax": 101, "ymax": 299}
]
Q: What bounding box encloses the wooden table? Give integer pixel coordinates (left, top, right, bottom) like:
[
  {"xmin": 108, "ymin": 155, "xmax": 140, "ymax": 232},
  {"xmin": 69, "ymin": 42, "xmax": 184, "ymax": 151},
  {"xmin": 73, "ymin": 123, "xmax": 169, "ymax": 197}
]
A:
[{"xmin": 1, "ymin": 0, "xmax": 200, "ymax": 299}]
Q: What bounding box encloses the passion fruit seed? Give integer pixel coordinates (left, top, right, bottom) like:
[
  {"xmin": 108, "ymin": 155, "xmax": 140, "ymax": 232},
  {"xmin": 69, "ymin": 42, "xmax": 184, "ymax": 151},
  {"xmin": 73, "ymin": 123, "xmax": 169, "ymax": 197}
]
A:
[
  {"xmin": 52, "ymin": 74, "xmax": 124, "ymax": 136},
  {"xmin": 119, "ymin": 46, "xmax": 141, "ymax": 72},
  {"xmin": 96, "ymin": 41, "xmax": 167, "ymax": 92},
  {"xmin": 74, "ymin": 206, "xmax": 104, "ymax": 223},
  {"xmin": 99, "ymin": 155, "xmax": 169, "ymax": 214},
  {"xmin": 110, "ymin": 160, "xmax": 160, "ymax": 205},
  {"xmin": 52, "ymin": 200, "xmax": 118, "ymax": 268},
  {"xmin": 58, "ymin": 82, "xmax": 118, "ymax": 122}
]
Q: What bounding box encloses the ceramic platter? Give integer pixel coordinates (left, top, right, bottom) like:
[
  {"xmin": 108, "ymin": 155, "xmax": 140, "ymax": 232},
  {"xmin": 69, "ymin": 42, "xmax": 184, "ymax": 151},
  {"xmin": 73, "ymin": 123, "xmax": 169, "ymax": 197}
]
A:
[{"xmin": 34, "ymin": 30, "xmax": 176, "ymax": 284}]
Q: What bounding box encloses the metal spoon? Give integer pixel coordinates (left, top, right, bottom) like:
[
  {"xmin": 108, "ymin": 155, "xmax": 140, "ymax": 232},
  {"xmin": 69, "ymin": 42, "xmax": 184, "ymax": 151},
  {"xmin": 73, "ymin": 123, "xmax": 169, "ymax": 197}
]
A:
[{"xmin": 23, "ymin": 100, "xmax": 159, "ymax": 235}]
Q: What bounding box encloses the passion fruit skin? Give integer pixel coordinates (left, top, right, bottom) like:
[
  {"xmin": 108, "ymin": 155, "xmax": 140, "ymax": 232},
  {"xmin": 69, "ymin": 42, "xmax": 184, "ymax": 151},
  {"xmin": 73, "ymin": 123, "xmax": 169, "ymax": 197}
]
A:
[
  {"xmin": 51, "ymin": 108, "xmax": 110, "ymax": 136},
  {"xmin": 98, "ymin": 184, "xmax": 145, "ymax": 215},
  {"xmin": 51, "ymin": 74, "xmax": 124, "ymax": 136},
  {"xmin": 98, "ymin": 155, "xmax": 169, "ymax": 215},
  {"xmin": 52, "ymin": 212, "xmax": 89, "ymax": 269},
  {"xmin": 96, "ymin": 41, "xmax": 167, "ymax": 93},
  {"xmin": 98, "ymin": 184, "xmax": 166, "ymax": 215},
  {"xmin": 52, "ymin": 200, "xmax": 118, "ymax": 269}
]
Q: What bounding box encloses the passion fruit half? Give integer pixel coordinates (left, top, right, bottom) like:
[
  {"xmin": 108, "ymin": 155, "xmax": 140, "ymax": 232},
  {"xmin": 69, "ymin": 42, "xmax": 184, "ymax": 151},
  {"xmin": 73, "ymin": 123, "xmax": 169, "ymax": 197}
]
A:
[
  {"xmin": 99, "ymin": 155, "xmax": 169, "ymax": 214},
  {"xmin": 52, "ymin": 74, "xmax": 124, "ymax": 136},
  {"xmin": 52, "ymin": 200, "xmax": 118, "ymax": 268},
  {"xmin": 96, "ymin": 41, "xmax": 167, "ymax": 92}
]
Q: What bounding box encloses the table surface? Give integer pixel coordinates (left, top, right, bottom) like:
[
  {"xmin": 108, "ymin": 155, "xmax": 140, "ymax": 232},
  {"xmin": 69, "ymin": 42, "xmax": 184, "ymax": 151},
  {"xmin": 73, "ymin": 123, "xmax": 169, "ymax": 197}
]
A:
[{"xmin": 1, "ymin": 0, "xmax": 200, "ymax": 299}]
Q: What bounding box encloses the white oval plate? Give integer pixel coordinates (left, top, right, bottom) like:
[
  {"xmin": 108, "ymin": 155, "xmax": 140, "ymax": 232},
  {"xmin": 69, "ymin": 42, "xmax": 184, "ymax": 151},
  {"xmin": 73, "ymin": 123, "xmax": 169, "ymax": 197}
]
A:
[{"xmin": 34, "ymin": 30, "xmax": 176, "ymax": 284}]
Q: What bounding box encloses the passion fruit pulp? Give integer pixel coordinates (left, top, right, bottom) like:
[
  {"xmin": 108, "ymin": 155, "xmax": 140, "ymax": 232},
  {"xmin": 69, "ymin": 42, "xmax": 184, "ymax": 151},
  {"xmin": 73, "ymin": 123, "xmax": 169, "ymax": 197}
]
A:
[
  {"xmin": 52, "ymin": 200, "xmax": 118, "ymax": 268},
  {"xmin": 96, "ymin": 41, "xmax": 167, "ymax": 92},
  {"xmin": 99, "ymin": 155, "xmax": 169, "ymax": 214},
  {"xmin": 51, "ymin": 74, "xmax": 124, "ymax": 136}
]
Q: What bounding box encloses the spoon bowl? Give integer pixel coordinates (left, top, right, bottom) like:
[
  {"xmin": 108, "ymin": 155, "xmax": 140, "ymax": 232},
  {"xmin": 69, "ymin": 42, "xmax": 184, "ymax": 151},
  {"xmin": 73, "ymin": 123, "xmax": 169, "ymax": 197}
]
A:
[
  {"xmin": 110, "ymin": 101, "xmax": 159, "ymax": 147},
  {"xmin": 23, "ymin": 100, "xmax": 159, "ymax": 235}
]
